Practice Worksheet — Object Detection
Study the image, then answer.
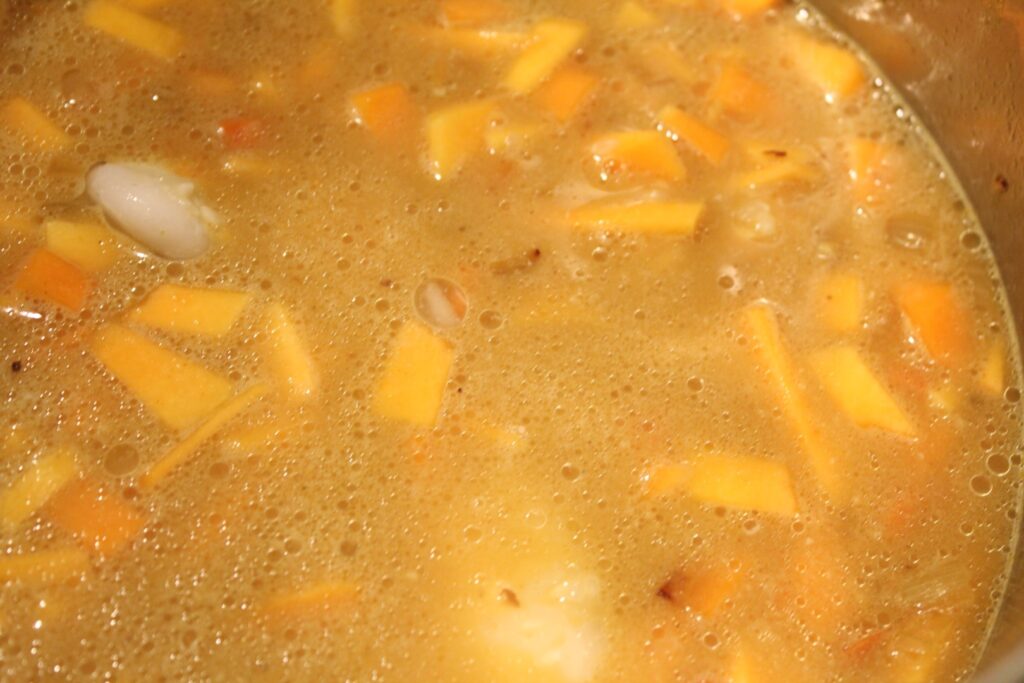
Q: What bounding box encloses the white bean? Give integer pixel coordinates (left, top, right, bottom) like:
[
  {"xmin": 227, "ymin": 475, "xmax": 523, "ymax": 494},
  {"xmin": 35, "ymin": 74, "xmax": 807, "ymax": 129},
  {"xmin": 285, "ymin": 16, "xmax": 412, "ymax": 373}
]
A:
[{"xmin": 86, "ymin": 162, "xmax": 212, "ymax": 259}]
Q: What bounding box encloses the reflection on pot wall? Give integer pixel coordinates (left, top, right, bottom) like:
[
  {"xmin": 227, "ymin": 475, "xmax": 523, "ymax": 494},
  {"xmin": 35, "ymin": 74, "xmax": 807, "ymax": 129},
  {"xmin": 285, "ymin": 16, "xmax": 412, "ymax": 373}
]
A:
[{"xmin": 809, "ymin": 1, "xmax": 1024, "ymax": 680}]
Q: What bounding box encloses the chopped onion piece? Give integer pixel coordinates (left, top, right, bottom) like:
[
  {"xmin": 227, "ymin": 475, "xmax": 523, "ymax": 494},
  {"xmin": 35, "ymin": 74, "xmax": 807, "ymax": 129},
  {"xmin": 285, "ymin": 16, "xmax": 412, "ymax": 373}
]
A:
[{"xmin": 415, "ymin": 278, "xmax": 468, "ymax": 329}]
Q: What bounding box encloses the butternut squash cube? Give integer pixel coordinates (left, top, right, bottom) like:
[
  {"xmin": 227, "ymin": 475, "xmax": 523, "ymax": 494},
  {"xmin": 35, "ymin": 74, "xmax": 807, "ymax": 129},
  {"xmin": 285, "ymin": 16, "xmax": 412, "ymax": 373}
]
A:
[
  {"xmin": 140, "ymin": 383, "xmax": 268, "ymax": 489},
  {"xmin": 657, "ymin": 106, "xmax": 729, "ymax": 165},
  {"xmin": 331, "ymin": 0, "xmax": 357, "ymax": 36},
  {"xmin": 895, "ymin": 280, "xmax": 972, "ymax": 368},
  {"xmin": 373, "ymin": 321, "xmax": 454, "ymax": 427},
  {"xmin": 792, "ymin": 35, "xmax": 866, "ymax": 101},
  {"xmin": 91, "ymin": 324, "xmax": 233, "ymax": 430},
  {"xmin": 350, "ymin": 83, "xmax": 417, "ymax": 142},
  {"xmin": 263, "ymin": 304, "xmax": 318, "ymax": 401},
  {"xmin": 46, "ymin": 478, "xmax": 146, "ymax": 555},
  {"xmin": 810, "ymin": 345, "xmax": 915, "ymax": 436},
  {"xmin": 44, "ymin": 220, "xmax": 122, "ymax": 273},
  {"xmin": 645, "ymin": 464, "xmax": 689, "ymax": 499},
  {"xmin": 83, "ymin": 1, "xmax": 182, "ymax": 60},
  {"xmin": 0, "ymin": 447, "xmax": 78, "ymax": 532},
  {"xmin": 686, "ymin": 455, "xmax": 797, "ymax": 515},
  {"xmin": 568, "ymin": 200, "xmax": 704, "ymax": 235},
  {"xmin": 743, "ymin": 305, "xmax": 843, "ymax": 499},
  {"xmin": 129, "ymin": 284, "xmax": 251, "ymax": 338},
  {"xmin": 14, "ymin": 248, "xmax": 92, "ymax": 311},
  {"xmin": 732, "ymin": 143, "xmax": 817, "ymax": 189},
  {"xmin": 425, "ymin": 99, "xmax": 496, "ymax": 180},
  {"xmin": 2, "ymin": 97, "xmax": 69, "ymax": 151},
  {"xmin": 439, "ymin": 0, "xmax": 509, "ymax": 27},
  {"xmin": 0, "ymin": 548, "xmax": 90, "ymax": 584},
  {"xmin": 720, "ymin": 0, "xmax": 779, "ymax": 19},
  {"xmin": 889, "ymin": 611, "xmax": 956, "ymax": 683},
  {"xmin": 503, "ymin": 18, "xmax": 588, "ymax": 95},
  {"xmin": 262, "ymin": 580, "xmax": 359, "ymax": 620},
  {"xmin": 658, "ymin": 563, "xmax": 742, "ymax": 618},
  {"xmin": 589, "ymin": 130, "xmax": 686, "ymax": 183},
  {"xmin": 817, "ymin": 272, "xmax": 864, "ymax": 333},
  {"xmin": 614, "ymin": 1, "xmax": 657, "ymax": 29},
  {"xmin": 711, "ymin": 64, "xmax": 772, "ymax": 117},
  {"xmin": 532, "ymin": 65, "xmax": 598, "ymax": 122}
]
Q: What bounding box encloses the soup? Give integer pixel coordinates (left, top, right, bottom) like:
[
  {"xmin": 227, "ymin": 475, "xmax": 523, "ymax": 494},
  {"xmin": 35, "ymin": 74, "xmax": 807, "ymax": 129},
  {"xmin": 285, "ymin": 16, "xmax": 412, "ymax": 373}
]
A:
[{"xmin": 0, "ymin": 0, "xmax": 1021, "ymax": 680}]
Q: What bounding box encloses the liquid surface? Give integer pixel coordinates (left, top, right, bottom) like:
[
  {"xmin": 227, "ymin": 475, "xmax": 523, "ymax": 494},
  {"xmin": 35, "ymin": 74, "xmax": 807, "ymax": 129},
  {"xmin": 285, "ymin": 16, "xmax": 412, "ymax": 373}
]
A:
[{"xmin": 0, "ymin": 1, "xmax": 1022, "ymax": 681}]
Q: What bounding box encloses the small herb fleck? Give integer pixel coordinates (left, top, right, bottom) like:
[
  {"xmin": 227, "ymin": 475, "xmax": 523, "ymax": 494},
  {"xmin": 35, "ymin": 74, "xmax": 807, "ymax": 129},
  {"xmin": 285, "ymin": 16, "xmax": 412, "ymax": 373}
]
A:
[{"xmin": 10, "ymin": 361, "xmax": 22, "ymax": 373}]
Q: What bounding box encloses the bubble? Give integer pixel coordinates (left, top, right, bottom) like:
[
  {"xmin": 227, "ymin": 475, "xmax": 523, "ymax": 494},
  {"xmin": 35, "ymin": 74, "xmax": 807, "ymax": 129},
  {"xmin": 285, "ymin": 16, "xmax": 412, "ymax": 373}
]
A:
[
  {"xmin": 702, "ymin": 632, "xmax": 720, "ymax": 649},
  {"xmin": 478, "ymin": 310, "xmax": 503, "ymax": 330},
  {"xmin": 103, "ymin": 444, "xmax": 139, "ymax": 476},
  {"xmin": 960, "ymin": 231, "xmax": 982, "ymax": 250},
  {"xmin": 970, "ymin": 475, "xmax": 993, "ymax": 497},
  {"xmin": 561, "ymin": 463, "xmax": 580, "ymax": 480},
  {"xmin": 987, "ymin": 454, "xmax": 1011, "ymax": 477},
  {"xmin": 687, "ymin": 377, "xmax": 704, "ymax": 392},
  {"xmin": 1005, "ymin": 387, "xmax": 1021, "ymax": 403}
]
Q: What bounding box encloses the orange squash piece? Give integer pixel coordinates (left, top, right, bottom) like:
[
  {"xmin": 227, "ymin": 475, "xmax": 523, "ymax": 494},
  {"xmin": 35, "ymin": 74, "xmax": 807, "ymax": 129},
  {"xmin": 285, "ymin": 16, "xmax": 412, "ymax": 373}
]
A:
[
  {"xmin": 439, "ymin": 0, "xmax": 509, "ymax": 26},
  {"xmin": 895, "ymin": 280, "xmax": 972, "ymax": 368},
  {"xmin": 13, "ymin": 248, "xmax": 92, "ymax": 310},
  {"xmin": 532, "ymin": 65, "xmax": 598, "ymax": 122},
  {"xmin": 589, "ymin": 130, "xmax": 686, "ymax": 184},
  {"xmin": 710, "ymin": 63, "xmax": 772, "ymax": 117},
  {"xmin": 658, "ymin": 563, "xmax": 742, "ymax": 618},
  {"xmin": 350, "ymin": 83, "xmax": 417, "ymax": 142},
  {"xmin": 719, "ymin": 0, "xmax": 779, "ymax": 19},
  {"xmin": 46, "ymin": 478, "xmax": 146, "ymax": 555},
  {"xmin": 656, "ymin": 105, "xmax": 730, "ymax": 165}
]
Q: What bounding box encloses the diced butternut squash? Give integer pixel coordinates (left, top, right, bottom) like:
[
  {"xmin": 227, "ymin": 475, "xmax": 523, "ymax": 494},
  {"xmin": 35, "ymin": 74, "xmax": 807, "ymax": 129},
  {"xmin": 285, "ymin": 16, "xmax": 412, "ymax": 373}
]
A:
[
  {"xmin": 981, "ymin": 340, "xmax": 1006, "ymax": 395},
  {"xmin": 503, "ymin": 18, "xmax": 588, "ymax": 95},
  {"xmin": 139, "ymin": 383, "xmax": 269, "ymax": 489},
  {"xmin": 373, "ymin": 321, "xmax": 455, "ymax": 427},
  {"xmin": 129, "ymin": 284, "xmax": 251, "ymax": 338},
  {"xmin": 810, "ymin": 346, "xmax": 915, "ymax": 437},
  {"xmin": 817, "ymin": 272, "xmax": 865, "ymax": 333},
  {"xmin": 425, "ymin": 99, "xmax": 496, "ymax": 180},
  {"xmin": 644, "ymin": 464, "xmax": 690, "ymax": 499},
  {"xmin": 743, "ymin": 305, "xmax": 843, "ymax": 499},
  {"xmin": 532, "ymin": 65, "xmax": 598, "ymax": 122},
  {"xmin": 90, "ymin": 325, "xmax": 233, "ymax": 431},
  {"xmin": 686, "ymin": 455, "xmax": 797, "ymax": 515},
  {"xmin": 2, "ymin": 97, "xmax": 69, "ymax": 151},
  {"xmin": 719, "ymin": 0, "xmax": 779, "ymax": 19},
  {"xmin": 895, "ymin": 280, "xmax": 972, "ymax": 368},
  {"xmin": 589, "ymin": 130, "xmax": 686, "ymax": 183},
  {"xmin": 711, "ymin": 64, "xmax": 772, "ymax": 118},
  {"xmin": 263, "ymin": 303, "xmax": 318, "ymax": 401},
  {"xmin": 732, "ymin": 143, "xmax": 817, "ymax": 189},
  {"xmin": 568, "ymin": 201, "xmax": 704, "ymax": 235},
  {"xmin": 792, "ymin": 35, "xmax": 866, "ymax": 101},
  {"xmin": 847, "ymin": 136, "xmax": 891, "ymax": 203},
  {"xmin": 658, "ymin": 563, "xmax": 741, "ymax": 618},
  {"xmin": 657, "ymin": 106, "xmax": 730, "ymax": 165},
  {"xmin": 46, "ymin": 478, "xmax": 146, "ymax": 555},
  {"xmin": 83, "ymin": 1, "xmax": 182, "ymax": 60},
  {"xmin": 330, "ymin": 0, "xmax": 357, "ymax": 36},
  {"xmin": 730, "ymin": 647, "xmax": 759, "ymax": 683},
  {"xmin": 0, "ymin": 447, "xmax": 78, "ymax": 532},
  {"xmin": 636, "ymin": 41, "xmax": 696, "ymax": 86},
  {"xmin": 13, "ymin": 248, "xmax": 92, "ymax": 310},
  {"xmin": 889, "ymin": 611, "xmax": 956, "ymax": 683},
  {"xmin": 439, "ymin": 0, "xmax": 509, "ymax": 26},
  {"xmin": 614, "ymin": 1, "xmax": 657, "ymax": 29},
  {"xmin": 0, "ymin": 548, "xmax": 90, "ymax": 584},
  {"xmin": 414, "ymin": 25, "xmax": 529, "ymax": 56},
  {"xmin": 350, "ymin": 83, "xmax": 417, "ymax": 142},
  {"xmin": 44, "ymin": 220, "xmax": 122, "ymax": 273},
  {"xmin": 261, "ymin": 580, "xmax": 359, "ymax": 620}
]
